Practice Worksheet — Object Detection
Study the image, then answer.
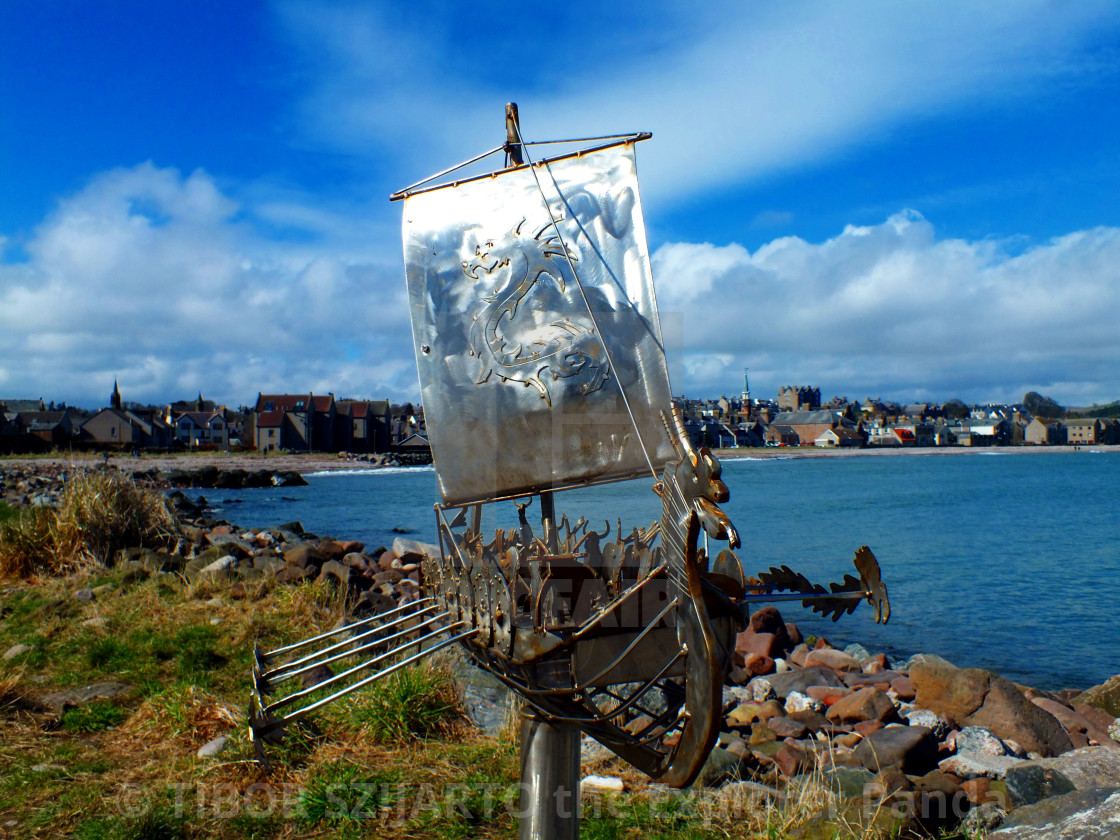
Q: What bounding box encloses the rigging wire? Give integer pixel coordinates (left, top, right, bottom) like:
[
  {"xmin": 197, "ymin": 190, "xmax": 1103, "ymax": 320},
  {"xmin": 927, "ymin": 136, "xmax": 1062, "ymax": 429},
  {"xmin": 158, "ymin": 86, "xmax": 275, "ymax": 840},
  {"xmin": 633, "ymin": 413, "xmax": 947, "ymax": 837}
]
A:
[{"xmin": 512, "ymin": 122, "xmax": 661, "ymax": 482}]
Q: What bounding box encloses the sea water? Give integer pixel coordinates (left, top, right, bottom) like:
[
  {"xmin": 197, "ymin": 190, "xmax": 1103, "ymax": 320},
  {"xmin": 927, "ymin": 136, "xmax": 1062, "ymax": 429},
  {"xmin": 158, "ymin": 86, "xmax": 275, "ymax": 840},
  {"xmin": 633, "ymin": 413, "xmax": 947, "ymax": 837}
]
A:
[{"xmin": 191, "ymin": 450, "xmax": 1120, "ymax": 690}]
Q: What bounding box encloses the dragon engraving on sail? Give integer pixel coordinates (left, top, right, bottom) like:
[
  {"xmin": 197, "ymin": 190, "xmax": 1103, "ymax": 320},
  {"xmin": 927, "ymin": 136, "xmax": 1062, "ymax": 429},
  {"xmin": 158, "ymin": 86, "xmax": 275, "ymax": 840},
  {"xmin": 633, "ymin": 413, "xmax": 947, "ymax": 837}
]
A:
[
  {"xmin": 248, "ymin": 105, "xmax": 890, "ymax": 838},
  {"xmin": 464, "ymin": 218, "xmax": 609, "ymax": 405}
]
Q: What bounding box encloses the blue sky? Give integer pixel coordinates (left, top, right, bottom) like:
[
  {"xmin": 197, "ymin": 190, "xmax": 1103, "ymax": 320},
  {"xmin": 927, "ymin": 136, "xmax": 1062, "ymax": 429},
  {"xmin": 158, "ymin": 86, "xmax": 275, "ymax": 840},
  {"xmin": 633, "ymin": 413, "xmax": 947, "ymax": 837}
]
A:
[{"xmin": 2, "ymin": 1, "xmax": 1120, "ymax": 410}]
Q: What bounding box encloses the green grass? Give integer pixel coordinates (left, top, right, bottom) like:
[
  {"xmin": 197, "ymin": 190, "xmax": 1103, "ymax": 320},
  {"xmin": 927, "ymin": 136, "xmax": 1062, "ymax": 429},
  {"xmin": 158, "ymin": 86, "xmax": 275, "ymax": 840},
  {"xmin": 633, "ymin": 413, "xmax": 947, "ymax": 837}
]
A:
[
  {"xmin": 73, "ymin": 806, "xmax": 188, "ymax": 840},
  {"xmin": 0, "ymin": 540, "xmax": 901, "ymax": 840},
  {"xmin": 61, "ymin": 700, "xmax": 131, "ymax": 732},
  {"xmin": 0, "ymin": 501, "xmax": 20, "ymax": 527},
  {"xmin": 295, "ymin": 761, "xmax": 402, "ymax": 825},
  {"xmin": 349, "ymin": 661, "xmax": 464, "ymax": 742}
]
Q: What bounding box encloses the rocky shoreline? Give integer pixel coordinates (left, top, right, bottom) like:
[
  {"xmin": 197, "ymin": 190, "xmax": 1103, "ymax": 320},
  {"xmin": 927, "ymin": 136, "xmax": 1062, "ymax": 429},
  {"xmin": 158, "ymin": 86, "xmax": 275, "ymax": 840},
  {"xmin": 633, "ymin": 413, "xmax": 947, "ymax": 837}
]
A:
[{"xmin": 3, "ymin": 462, "xmax": 1119, "ymax": 838}]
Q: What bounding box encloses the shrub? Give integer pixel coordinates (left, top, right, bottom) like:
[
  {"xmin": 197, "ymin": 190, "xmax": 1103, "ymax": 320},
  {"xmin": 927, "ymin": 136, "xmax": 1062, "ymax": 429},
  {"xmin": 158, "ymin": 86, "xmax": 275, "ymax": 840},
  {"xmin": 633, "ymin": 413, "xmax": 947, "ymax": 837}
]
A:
[
  {"xmin": 0, "ymin": 470, "xmax": 178, "ymax": 578},
  {"xmin": 350, "ymin": 661, "xmax": 466, "ymax": 742}
]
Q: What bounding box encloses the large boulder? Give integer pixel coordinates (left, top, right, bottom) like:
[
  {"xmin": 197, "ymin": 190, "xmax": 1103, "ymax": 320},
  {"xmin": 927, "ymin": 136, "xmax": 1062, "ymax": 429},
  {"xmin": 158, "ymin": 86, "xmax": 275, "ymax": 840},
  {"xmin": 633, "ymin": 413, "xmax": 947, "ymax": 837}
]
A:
[
  {"xmin": 283, "ymin": 544, "xmax": 328, "ymax": 570},
  {"xmin": 1074, "ymin": 675, "xmax": 1120, "ymax": 719},
  {"xmin": 1024, "ymin": 746, "xmax": 1120, "ymax": 791},
  {"xmin": 853, "ymin": 724, "xmax": 938, "ymax": 774},
  {"xmin": 765, "ymin": 665, "xmax": 845, "ymax": 699},
  {"xmin": 989, "ymin": 788, "xmax": 1120, "ymax": 839},
  {"xmin": 826, "ymin": 687, "xmax": 899, "ymax": 725},
  {"xmin": 910, "ymin": 661, "xmax": 1073, "ymax": 757}
]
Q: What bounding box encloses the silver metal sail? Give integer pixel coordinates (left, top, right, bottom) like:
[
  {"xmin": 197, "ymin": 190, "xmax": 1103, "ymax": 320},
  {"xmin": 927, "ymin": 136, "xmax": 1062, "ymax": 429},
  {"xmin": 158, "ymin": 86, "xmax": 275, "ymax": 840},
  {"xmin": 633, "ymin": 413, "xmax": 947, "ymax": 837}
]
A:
[{"xmin": 401, "ymin": 143, "xmax": 675, "ymax": 505}]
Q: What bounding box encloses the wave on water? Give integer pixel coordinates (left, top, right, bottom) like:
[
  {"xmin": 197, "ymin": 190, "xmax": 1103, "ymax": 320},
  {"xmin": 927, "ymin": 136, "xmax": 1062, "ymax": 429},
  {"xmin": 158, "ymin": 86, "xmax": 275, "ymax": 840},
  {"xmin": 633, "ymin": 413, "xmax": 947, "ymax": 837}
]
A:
[
  {"xmin": 723, "ymin": 455, "xmax": 792, "ymax": 464},
  {"xmin": 305, "ymin": 466, "xmax": 436, "ymax": 478}
]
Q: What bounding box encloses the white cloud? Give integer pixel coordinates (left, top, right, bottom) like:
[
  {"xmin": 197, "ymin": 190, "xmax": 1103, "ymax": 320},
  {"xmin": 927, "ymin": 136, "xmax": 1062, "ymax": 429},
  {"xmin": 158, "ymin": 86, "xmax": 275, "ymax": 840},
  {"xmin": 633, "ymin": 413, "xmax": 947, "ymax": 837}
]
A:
[
  {"xmin": 2, "ymin": 164, "xmax": 1117, "ymax": 410},
  {"xmin": 276, "ymin": 1, "xmax": 1120, "ymax": 207},
  {"xmin": 0, "ymin": 163, "xmax": 416, "ymax": 408},
  {"xmin": 651, "ymin": 212, "xmax": 1120, "ymax": 404}
]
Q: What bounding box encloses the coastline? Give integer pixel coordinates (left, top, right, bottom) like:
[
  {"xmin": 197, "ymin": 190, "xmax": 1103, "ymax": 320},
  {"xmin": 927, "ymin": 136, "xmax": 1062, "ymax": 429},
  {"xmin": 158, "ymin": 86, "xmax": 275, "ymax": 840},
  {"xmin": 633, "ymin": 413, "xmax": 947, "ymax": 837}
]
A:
[
  {"xmin": 712, "ymin": 443, "xmax": 1112, "ymax": 460},
  {"xmin": 1, "ymin": 442, "xmax": 1112, "ymax": 477}
]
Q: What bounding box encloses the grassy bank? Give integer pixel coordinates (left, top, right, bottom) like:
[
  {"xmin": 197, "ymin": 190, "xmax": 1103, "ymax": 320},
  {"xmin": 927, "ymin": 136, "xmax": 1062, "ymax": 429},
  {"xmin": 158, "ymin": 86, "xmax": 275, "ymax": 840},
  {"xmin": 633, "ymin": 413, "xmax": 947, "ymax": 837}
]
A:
[{"xmin": 0, "ymin": 569, "xmax": 876, "ymax": 840}]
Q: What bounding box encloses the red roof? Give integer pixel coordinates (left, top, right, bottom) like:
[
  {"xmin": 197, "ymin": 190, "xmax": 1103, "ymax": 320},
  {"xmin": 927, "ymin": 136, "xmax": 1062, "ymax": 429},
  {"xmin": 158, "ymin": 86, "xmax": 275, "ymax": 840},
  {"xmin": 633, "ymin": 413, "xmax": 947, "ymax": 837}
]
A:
[{"xmin": 256, "ymin": 411, "xmax": 284, "ymax": 427}]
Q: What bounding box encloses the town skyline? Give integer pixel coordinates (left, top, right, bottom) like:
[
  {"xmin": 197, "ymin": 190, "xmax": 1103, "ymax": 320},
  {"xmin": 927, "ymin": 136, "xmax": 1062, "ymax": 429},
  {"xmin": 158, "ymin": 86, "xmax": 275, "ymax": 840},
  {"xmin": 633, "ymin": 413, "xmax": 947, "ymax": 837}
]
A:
[{"xmin": 3, "ymin": 379, "xmax": 1114, "ymax": 417}]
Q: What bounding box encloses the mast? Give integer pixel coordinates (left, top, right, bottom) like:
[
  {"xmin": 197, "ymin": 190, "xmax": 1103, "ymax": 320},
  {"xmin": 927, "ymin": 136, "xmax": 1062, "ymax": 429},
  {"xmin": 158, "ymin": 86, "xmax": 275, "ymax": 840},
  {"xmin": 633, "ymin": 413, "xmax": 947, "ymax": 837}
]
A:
[{"xmin": 505, "ymin": 102, "xmax": 579, "ymax": 840}]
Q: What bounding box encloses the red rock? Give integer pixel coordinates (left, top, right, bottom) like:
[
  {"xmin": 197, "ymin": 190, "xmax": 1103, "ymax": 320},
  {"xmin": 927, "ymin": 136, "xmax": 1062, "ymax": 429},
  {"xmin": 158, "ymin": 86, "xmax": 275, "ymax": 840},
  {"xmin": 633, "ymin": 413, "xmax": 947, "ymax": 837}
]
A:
[
  {"xmin": 807, "ymin": 685, "xmax": 853, "ymax": 705},
  {"xmin": 1031, "ymin": 697, "xmax": 1119, "ymax": 749},
  {"xmin": 804, "ymin": 649, "xmax": 861, "ymax": 671},
  {"xmin": 826, "ymin": 687, "xmax": 899, "ymax": 725},
  {"xmin": 788, "ymin": 643, "xmax": 810, "ymax": 667},
  {"xmin": 1076, "ymin": 704, "xmax": 1118, "ymax": 733},
  {"xmin": 910, "ymin": 661, "xmax": 1073, "ymax": 757},
  {"xmin": 853, "ymin": 720, "xmax": 885, "ymax": 737},
  {"xmin": 284, "ymin": 544, "xmax": 328, "ymax": 569},
  {"xmin": 767, "ymin": 715, "xmax": 808, "ymax": 739},
  {"xmin": 863, "ymin": 653, "xmax": 889, "ymax": 674},
  {"xmin": 377, "ymin": 550, "xmax": 398, "ymax": 571},
  {"xmin": 210, "ymin": 524, "xmax": 233, "ymax": 537},
  {"xmin": 735, "ymin": 631, "xmax": 787, "ymax": 660},
  {"xmin": 891, "ymin": 676, "xmax": 916, "ymax": 700},
  {"xmin": 961, "ymin": 777, "xmax": 990, "ymax": 805},
  {"xmin": 744, "ymin": 653, "xmax": 776, "ymax": 677},
  {"xmin": 775, "ymin": 743, "xmax": 809, "ymax": 777},
  {"xmin": 813, "ymin": 637, "xmax": 832, "ymax": 650},
  {"xmin": 336, "ymin": 540, "xmax": 365, "ymax": 554},
  {"xmin": 785, "ymin": 622, "xmax": 803, "ymax": 646}
]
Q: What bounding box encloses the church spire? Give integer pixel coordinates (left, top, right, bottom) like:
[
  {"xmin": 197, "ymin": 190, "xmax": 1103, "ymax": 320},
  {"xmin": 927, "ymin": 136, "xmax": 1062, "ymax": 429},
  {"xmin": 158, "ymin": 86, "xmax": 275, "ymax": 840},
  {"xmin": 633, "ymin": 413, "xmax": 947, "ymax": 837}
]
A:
[
  {"xmin": 111, "ymin": 379, "xmax": 122, "ymax": 410},
  {"xmin": 742, "ymin": 368, "xmax": 751, "ymax": 420}
]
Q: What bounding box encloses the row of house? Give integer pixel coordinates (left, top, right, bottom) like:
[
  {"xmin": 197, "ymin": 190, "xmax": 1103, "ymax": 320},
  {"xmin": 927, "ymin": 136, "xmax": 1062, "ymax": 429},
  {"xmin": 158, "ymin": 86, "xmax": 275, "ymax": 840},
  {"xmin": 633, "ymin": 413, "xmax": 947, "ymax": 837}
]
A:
[
  {"xmin": 0, "ymin": 387, "xmax": 429, "ymax": 455},
  {"xmin": 251, "ymin": 393, "xmax": 425, "ymax": 453},
  {"xmin": 5, "ymin": 382, "xmax": 1117, "ymax": 455},
  {"xmin": 677, "ymin": 388, "xmax": 1120, "ymax": 450}
]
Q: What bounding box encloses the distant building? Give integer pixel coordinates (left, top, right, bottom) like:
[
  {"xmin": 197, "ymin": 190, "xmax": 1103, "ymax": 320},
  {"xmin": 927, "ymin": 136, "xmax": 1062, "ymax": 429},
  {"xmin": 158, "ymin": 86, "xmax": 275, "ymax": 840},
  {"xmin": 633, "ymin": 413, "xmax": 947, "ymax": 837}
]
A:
[
  {"xmin": 174, "ymin": 411, "xmax": 229, "ymax": 449},
  {"xmin": 1025, "ymin": 418, "xmax": 1066, "ymax": 446},
  {"xmin": 1064, "ymin": 419, "xmax": 1102, "ymax": 446},
  {"xmin": 778, "ymin": 386, "xmax": 821, "ymax": 412},
  {"xmin": 335, "ymin": 399, "xmax": 393, "ymax": 453},
  {"xmin": 254, "ymin": 393, "xmax": 336, "ymax": 451},
  {"xmin": 82, "ymin": 408, "xmax": 173, "ymax": 449},
  {"xmin": 768, "ymin": 409, "xmax": 849, "ymax": 446}
]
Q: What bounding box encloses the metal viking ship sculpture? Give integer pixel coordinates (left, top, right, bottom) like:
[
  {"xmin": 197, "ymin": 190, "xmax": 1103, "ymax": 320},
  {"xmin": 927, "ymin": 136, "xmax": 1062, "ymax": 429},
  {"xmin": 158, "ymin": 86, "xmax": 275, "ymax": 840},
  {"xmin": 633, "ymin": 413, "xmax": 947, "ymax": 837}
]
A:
[{"xmin": 249, "ymin": 105, "xmax": 889, "ymax": 833}]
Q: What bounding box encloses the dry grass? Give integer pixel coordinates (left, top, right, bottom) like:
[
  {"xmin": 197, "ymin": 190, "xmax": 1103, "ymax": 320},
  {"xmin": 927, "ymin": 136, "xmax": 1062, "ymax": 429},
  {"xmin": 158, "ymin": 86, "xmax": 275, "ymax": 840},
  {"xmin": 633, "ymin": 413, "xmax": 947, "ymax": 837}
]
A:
[
  {"xmin": 0, "ymin": 469, "xmax": 178, "ymax": 578},
  {"xmin": 0, "ymin": 560, "xmax": 923, "ymax": 839}
]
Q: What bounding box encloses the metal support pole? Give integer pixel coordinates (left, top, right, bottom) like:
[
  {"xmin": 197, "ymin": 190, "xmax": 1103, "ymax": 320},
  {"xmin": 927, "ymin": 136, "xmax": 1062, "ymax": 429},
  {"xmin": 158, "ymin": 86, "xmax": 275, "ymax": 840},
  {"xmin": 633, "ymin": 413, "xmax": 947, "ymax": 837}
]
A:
[
  {"xmin": 540, "ymin": 490, "xmax": 557, "ymax": 553},
  {"xmin": 519, "ymin": 708, "xmax": 580, "ymax": 840}
]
